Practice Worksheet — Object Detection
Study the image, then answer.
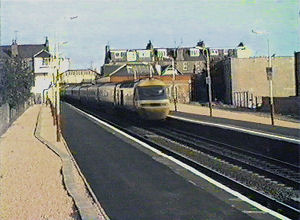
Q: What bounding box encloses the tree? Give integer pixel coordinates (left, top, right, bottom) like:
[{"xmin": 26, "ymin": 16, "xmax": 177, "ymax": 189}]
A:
[{"xmin": 0, "ymin": 57, "xmax": 34, "ymax": 107}]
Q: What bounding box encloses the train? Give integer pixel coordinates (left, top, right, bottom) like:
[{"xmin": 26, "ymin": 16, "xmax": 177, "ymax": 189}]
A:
[{"xmin": 63, "ymin": 78, "xmax": 170, "ymax": 120}]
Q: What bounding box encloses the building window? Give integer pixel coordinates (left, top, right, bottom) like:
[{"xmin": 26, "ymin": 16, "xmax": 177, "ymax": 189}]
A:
[
  {"xmin": 42, "ymin": 58, "xmax": 49, "ymax": 66},
  {"xmin": 190, "ymin": 48, "xmax": 200, "ymax": 57},
  {"xmin": 157, "ymin": 49, "xmax": 167, "ymax": 58},
  {"xmin": 183, "ymin": 62, "xmax": 188, "ymax": 71},
  {"xmin": 210, "ymin": 49, "xmax": 219, "ymax": 56}
]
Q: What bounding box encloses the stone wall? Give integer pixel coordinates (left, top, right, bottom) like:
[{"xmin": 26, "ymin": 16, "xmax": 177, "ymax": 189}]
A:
[{"xmin": 0, "ymin": 103, "xmax": 10, "ymax": 135}]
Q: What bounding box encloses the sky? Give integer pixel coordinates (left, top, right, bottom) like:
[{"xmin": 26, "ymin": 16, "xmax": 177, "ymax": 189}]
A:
[{"xmin": 1, "ymin": 0, "xmax": 299, "ymax": 69}]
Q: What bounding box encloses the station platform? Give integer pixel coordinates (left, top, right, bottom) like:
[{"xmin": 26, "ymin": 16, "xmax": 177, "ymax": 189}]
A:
[
  {"xmin": 0, "ymin": 102, "xmax": 296, "ymax": 219},
  {"xmin": 0, "ymin": 105, "xmax": 106, "ymax": 219},
  {"xmin": 169, "ymin": 103, "xmax": 300, "ymax": 142},
  {"xmin": 62, "ymin": 102, "xmax": 283, "ymax": 220}
]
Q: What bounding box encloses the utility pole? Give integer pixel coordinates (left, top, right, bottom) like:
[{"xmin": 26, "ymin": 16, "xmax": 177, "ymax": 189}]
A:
[
  {"xmin": 171, "ymin": 57, "xmax": 177, "ymax": 111},
  {"xmin": 195, "ymin": 45, "xmax": 212, "ymax": 117},
  {"xmin": 54, "ymin": 44, "xmax": 61, "ymax": 142},
  {"xmin": 252, "ymin": 29, "xmax": 275, "ymax": 125},
  {"xmin": 206, "ymin": 49, "xmax": 213, "ymax": 117},
  {"xmin": 267, "ymin": 39, "xmax": 275, "ymax": 125}
]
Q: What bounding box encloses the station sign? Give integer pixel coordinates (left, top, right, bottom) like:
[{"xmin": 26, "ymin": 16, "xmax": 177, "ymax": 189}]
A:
[
  {"xmin": 206, "ymin": 77, "xmax": 211, "ymax": 84},
  {"xmin": 266, "ymin": 67, "xmax": 273, "ymax": 80}
]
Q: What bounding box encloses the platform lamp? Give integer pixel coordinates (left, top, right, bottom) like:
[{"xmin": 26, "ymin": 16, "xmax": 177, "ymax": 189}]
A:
[
  {"xmin": 252, "ymin": 30, "xmax": 275, "ymax": 125},
  {"xmin": 196, "ymin": 46, "xmax": 212, "ymax": 117},
  {"xmin": 168, "ymin": 56, "xmax": 177, "ymax": 112},
  {"xmin": 53, "ymin": 41, "xmax": 67, "ymax": 142}
]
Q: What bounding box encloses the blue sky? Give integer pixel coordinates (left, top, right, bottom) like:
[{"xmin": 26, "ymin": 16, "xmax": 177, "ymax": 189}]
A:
[{"xmin": 1, "ymin": 0, "xmax": 299, "ymax": 69}]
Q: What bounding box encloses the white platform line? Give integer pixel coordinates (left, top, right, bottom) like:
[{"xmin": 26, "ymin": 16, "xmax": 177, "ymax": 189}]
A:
[
  {"xmin": 67, "ymin": 103, "xmax": 291, "ymax": 220},
  {"xmin": 168, "ymin": 115, "xmax": 300, "ymax": 144},
  {"xmin": 243, "ymin": 210, "xmax": 265, "ymax": 214}
]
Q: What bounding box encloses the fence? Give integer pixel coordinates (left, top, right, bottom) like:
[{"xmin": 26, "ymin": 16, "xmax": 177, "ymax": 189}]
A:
[
  {"xmin": 232, "ymin": 91, "xmax": 262, "ymax": 109},
  {"xmin": 0, "ymin": 98, "xmax": 34, "ymax": 136}
]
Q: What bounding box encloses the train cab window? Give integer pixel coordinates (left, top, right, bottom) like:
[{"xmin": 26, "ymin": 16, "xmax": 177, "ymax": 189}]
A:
[{"xmin": 137, "ymin": 86, "xmax": 167, "ymax": 100}]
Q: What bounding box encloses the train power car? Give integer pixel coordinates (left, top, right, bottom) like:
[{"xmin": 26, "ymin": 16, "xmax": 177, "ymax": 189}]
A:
[{"xmin": 64, "ymin": 78, "xmax": 170, "ymax": 120}]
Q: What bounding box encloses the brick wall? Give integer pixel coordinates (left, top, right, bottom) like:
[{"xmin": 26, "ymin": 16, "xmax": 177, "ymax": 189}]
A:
[{"xmin": 261, "ymin": 96, "xmax": 300, "ymax": 117}]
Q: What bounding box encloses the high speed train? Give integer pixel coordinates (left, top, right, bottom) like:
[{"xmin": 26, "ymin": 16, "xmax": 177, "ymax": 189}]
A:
[{"xmin": 63, "ymin": 78, "xmax": 170, "ymax": 120}]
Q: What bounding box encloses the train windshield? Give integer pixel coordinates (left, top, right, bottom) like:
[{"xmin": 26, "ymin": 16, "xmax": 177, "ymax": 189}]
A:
[{"xmin": 138, "ymin": 86, "xmax": 167, "ymax": 100}]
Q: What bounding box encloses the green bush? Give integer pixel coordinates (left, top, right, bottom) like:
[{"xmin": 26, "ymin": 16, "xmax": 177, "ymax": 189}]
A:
[{"xmin": 0, "ymin": 57, "xmax": 34, "ymax": 107}]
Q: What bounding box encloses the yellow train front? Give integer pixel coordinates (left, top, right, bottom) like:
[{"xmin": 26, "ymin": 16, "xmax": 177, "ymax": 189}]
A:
[{"xmin": 134, "ymin": 78, "xmax": 170, "ymax": 120}]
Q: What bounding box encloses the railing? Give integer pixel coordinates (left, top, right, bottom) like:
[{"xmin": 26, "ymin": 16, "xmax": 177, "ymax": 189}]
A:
[{"xmin": 232, "ymin": 91, "xmax": 262, "ymax": 109}]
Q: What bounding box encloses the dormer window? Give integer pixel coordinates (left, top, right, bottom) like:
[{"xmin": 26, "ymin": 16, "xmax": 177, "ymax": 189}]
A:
[
  {"xmin": 42, "ymin": 58, "xmax": 49, "ymax": 66},
  {"xmin": 183, "ymin": 62, "xmax": 188, "ymax": 71},
  {"xmin": 115, "ymin": 52, "xmax": 121, "ymax": 58},
  {"xmin": 190, "ymin": 48, "xmax": 200, "ymax": 57},
  {"xmin": 210, "ymin": 49, "xmax": 219, "ymax": 56},
  {"xmin": 157, "ymin": 49, "xmax": 167, "ymax": 58}
]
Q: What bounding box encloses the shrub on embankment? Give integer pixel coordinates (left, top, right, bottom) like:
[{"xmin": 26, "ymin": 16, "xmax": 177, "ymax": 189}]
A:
[
  {"xmin": 0, "ymin": 57, "xmax": 34, "ymax": 136},
  {"xmin": 0, "ymin": 57, "xmax": 34, "ymax": 108}
]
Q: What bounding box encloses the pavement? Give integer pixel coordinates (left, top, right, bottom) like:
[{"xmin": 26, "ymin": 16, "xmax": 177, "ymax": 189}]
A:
[{"xmin": 0, "ymin": 104, "xmax": 108, "ymax": 220}]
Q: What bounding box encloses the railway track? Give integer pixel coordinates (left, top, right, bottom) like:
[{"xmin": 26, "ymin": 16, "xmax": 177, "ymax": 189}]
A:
[
  {"xmin": 147, "ymin": 126, "xmax": 300, "ymax": 190},
  {"xmin": 64, "ymin": 102, "xmax": 300, "ymax": 219}
]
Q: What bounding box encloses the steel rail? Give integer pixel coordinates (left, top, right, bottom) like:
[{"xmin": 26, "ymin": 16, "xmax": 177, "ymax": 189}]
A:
[{"xmin": 148, "ymin": 126, "xmax": 300, "ymax": 190}]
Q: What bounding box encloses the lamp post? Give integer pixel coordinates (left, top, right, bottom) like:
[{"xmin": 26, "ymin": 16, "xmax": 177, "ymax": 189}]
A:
[
  {"xmin": 267, "ymin": 39, "xmax": 275, "ymax": 125},
  {"xmin": 170, "ymin": 56, "xmax": 177, "ymax": 111},
  {"xmin": 197, "ymin": 47, "xmax": 212, "ymax": 117},
  {"xmin": 252, "ymin": 30, "xmax": 275, "ymax": 125},
  {"xmin": 52, "ymin": 44, "xmax": 61, "ymax": 142},
  {"xmin": 50, "ymin": 41, "xmax": 66, "ymax": 142}
]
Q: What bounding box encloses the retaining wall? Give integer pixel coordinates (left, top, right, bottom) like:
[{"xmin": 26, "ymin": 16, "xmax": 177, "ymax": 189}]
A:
[{"xmin": 261, "ymin": 96, "xmax": 300, "ymax": 117}]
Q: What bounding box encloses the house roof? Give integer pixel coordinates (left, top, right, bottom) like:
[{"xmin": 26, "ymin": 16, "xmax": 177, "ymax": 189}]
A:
[
  {"xmin": 102, "ymin": 64, "xmax": 158, "ymax": 77},
  {"xmin": 0, "ymin": 44, "xmax": 46, "ymax": 59},
  {"xmin": 0, "ymin": 46, "xmax": 12, "ymax": 59},
  {"xmin": 34, "ymin": 49, "xmax": 51, "ymax": 58},
  {"xmin": 18, "ymin": 44, "xmax": 46, "ymax": 58},
  {"xmin": 161, "ymin": 65, "xmax": 183, "ymax": 75}
]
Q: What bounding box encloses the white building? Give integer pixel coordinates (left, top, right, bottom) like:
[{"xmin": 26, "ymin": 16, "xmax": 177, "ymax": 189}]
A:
[
  {"xmin": 0, "ymin": 38, "xmax": 71, "ymax": 103},
  {"xmin": 61, "ymin": 69, "xmax": 99, "ymax": 84},
  {"xmin": 31, "ymin": 49, "xmax": 70, "ymax": 103}
]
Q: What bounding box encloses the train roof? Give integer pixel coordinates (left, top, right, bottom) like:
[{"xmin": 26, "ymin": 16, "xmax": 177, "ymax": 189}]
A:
[{"xmin": 137, "ymin": 78, "xmax": 166, "ymax": 87}]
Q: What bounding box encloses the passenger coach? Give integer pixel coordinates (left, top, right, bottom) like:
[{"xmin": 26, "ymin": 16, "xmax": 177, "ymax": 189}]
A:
[{"xmin": 64, "ymin": 78, "xmax": 170, "ymax": 120}]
